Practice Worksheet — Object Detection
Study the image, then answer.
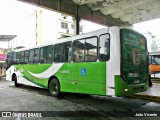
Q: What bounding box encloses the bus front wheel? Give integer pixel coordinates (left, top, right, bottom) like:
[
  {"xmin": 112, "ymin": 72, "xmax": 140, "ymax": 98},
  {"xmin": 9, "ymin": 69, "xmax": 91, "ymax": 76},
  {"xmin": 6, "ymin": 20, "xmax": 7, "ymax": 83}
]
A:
[
  {"xmin": 49, "ymin": 78, "xmax": 61, "ymax": 97},
  {"xmin": 14, "ymin": 76, "xmax": 20, "ymax": 87}
]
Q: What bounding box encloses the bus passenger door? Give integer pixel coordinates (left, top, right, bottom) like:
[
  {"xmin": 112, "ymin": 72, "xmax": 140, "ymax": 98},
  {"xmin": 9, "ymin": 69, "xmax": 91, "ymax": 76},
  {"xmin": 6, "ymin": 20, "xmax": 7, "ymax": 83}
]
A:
[{"xmin": 73, "ymin": 37, "xmax": 106, "ymax": 95}]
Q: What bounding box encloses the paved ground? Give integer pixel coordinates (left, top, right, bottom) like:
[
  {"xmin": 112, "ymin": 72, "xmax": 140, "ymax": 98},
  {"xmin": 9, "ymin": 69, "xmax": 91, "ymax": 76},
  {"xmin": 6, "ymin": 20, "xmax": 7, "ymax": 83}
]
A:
[{"xmin": 0, "ymin": 80, "xmax": 160, "ymax": 120}]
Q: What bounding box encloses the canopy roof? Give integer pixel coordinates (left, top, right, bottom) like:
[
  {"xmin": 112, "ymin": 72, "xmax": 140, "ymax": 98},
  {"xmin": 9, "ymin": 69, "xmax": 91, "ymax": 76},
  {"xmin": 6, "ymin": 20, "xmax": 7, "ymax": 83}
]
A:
[{"xmin": 0, "ymin": 35, "xmax": 17, "ymax": 42}]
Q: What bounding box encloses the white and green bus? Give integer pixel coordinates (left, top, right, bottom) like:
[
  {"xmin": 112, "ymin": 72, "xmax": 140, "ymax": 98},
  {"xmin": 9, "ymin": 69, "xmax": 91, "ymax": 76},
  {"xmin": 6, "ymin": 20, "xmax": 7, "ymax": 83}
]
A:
[{"xmin": 6, "ymin": 27, "xmax": 148, "ymax": 97}]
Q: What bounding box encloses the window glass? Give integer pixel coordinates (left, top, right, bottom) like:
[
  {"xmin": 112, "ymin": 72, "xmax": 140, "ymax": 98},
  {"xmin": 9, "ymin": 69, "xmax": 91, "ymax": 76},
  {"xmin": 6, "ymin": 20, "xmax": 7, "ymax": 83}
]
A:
[
  {"xmin": 73, "ymin": 39, "xmax": 85, "ymax": 62},
  {"xmin": 85, "ymin": 37, "xmax": 97, "ymax": 62},
  {"xmin": 29, "ymin": 49, "xmax": 34, "ymax": 63},
  {"xmin": 40, "ymin": 46, "xmax": 53, "ymax": 63},
  {"xmin": 46, "ymin": 46, "xmax": 53, "ymax": 63},
  {"xmin": 7, "ymin": 52, "xmax": 13, "ymax": 60},
  {"xmin": 61, "ymin": 22, "xmax": 68, "ymax": 29},
  {"xmin": 54, "ymin": 44, "xmax": 63, "ymax": 62},
  {"xmin": 24, "ymin": 51, "xmax": 28, "ymax": 63},
  {"xmin": 16, "ymin": 52, "xmax": 20, "ymax": 64},
  {"xmin": 13, "ymin": 52, "xmax": 16, "ymax": 63},
  {"xmin": 35, "ymin": 48, "xmax": 39, "ymax": 63},
  {"xmin": 40, "ymin": 47, "xmax": 46, "ymax": 63},
  {"xmin": 149, "ymin": 55, "xmax": 152, "ymax": 65},
  {"xmin": 152, "ymin": 55, "xmax": 160, "ymax": 65},
  {"xmin": 71, "ymin": 24, "xmax": 74, "ymax": 29},
  {"xmin": 99, "ymin": 34, "xmax": 110, "ymax": 61},
  {"xmin": 80, "ymin": 27, "xmax": 83, "ymax": 33},
  {"xmin": 63, "ymin": 42, "xmax": 72, "ymax": 62},
  {"xmin": 20, "ymin": 51, "xmax": 25, "ymax": 63},
  {"xmin": 6, "ymin": 52, "xmax": 13, "ymax": 68}
]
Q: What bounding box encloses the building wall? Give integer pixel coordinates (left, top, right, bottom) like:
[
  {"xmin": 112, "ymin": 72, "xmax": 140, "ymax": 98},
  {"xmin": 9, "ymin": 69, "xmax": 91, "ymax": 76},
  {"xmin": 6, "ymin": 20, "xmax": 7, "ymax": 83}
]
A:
[{"xmin": 10, "ymin": 8, "xmax": 106, "ymax": 48}]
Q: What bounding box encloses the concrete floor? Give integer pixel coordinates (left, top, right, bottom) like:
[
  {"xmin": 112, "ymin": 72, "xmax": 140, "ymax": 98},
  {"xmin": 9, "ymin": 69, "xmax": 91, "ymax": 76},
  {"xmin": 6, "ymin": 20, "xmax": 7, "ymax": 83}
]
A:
[{"xmin": 0, "ymin": 80, "xmax": 160, "ymax": 120}]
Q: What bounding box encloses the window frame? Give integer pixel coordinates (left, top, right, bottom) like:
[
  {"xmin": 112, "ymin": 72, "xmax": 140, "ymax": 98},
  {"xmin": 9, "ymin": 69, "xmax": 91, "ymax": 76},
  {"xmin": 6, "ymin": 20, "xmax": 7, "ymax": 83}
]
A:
[
  {"xmin": 54, "ymin": 43, "xmax": 63, "ymax": 63},
  {"xmin": 12, "ymin": 52, "xmax": 17, "ymax": 64},
  {"xmin": 73, "ymin": 36, "xmax": 98, "ymax": 63},
  {"xmin": 46, "ymin": 45, "xmax": 54, "ymax": 63},
  {"xmin": 61, "ymin": 22, "xmax": 68, "ymax": 29},
  {"xmin": 40, "ymin": 45, "xmax": 54, "ymax": 64},
  {"xmin": 20, "ymin": 51, "xmax": 25, "ymax": 64},
  {"xmin": 63, "ymin": 41, "xmax": 72, "ymax": 62},
  {"xmin": 29, "ymin": 49, "xmax": 35, "ymax": 64},
  {"xmin": 16, "ymin": 52, "xmax": 20, "ymax": 64},
  {"xmin": 40, "ymin": 47, "xmax": 46, "ymax": 63},
  {"xmin": 24, "ymin": 50, "xmax": 29, "ymax": 64},
  {"xmin": 34, "ymin": 48, "xmax": 40, "ymax": 63},
  {"xmin": 99, "ymin": 33, "xmax": 110, "ymax": 61}
]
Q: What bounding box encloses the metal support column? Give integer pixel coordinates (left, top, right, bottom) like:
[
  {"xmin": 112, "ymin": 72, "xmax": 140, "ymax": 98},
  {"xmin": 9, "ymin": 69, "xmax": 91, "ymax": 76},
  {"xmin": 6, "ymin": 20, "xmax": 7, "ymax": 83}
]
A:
[{"xmin": 74, "ymin": 5, "xmax": 80, "ymax": 35}]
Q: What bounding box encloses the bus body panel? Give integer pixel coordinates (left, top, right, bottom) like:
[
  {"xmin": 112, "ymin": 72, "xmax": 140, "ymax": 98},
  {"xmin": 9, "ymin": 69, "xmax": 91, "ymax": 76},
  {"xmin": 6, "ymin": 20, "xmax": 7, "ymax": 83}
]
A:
[
  {"xmin": 6, "ymin": 65, "xmax": 16, "ymax": 81},
  {"xmin": 149, "ymin": 64, "xmax": 160, "ymax": 73},
  {"xmin": 14, "ymin": 64, "xmax": 50, "ymax": 88},
  {"xmin": 54, "ymin": 63, "xmax": 78, "ymax": 93},
  {"xmin": 106, "ymin": 27, "xmax": 121, "ymax": 96},
  {"xmin": 13, "ymin": 62, "xmax": 107, "ymax": 95},
  {"xmin": 5, "ymin": 26, "xmax": 148, "ymax": 97},
  {"xmin": 149, "ymin": 52, "xmax": 160, "ymax": 73},
  {"xmin": 114, "ymin": 75, "xmax": 147, "ymax": 96}
]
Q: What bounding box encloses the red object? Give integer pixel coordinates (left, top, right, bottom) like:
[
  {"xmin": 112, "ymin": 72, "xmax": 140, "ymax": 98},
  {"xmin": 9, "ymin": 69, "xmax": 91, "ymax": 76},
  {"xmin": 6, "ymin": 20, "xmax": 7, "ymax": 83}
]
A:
[{"xmin": 0, "ymin": 54, "xmax": 7, "ymax": 61}]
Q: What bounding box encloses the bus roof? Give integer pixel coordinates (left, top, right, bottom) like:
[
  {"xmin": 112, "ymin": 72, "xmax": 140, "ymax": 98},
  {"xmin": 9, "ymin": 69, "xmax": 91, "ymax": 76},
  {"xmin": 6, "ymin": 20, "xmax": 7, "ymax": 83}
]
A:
[{"xmin": 9, "ymin": 27, "xmax": 110, "ymax": 52}]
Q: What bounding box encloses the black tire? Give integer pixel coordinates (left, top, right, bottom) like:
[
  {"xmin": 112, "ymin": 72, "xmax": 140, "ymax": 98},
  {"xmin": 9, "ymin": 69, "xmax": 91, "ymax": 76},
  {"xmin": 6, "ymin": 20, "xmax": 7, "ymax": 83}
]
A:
[
  {"xmin": 49, "ymin": 78, "xmax": 61, "ymax": 97},
  {"xmin": 14, "ymin": 76, "xmax": 20, "ymax": 87}
]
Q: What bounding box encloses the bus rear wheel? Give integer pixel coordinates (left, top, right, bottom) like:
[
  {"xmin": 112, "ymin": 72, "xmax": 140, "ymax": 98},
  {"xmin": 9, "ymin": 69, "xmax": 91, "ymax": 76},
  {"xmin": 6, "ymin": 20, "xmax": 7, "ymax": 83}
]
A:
[
  {"xmin": 14, "ymin": 76, "xmax": 20, "ymax": 87},
  {"xmin": 49, "ymin": 78, "xmax": 61, "ymax": 97}
]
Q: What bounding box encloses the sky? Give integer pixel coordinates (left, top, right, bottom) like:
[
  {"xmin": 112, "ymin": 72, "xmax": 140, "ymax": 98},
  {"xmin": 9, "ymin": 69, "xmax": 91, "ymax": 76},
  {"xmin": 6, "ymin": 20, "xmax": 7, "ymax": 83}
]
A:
[
  {"xmin": 0, "ymin": 0, "xmax": 160, "ymax": 48},
  {"xmin": 134, "ymin": 18, "xmax": 160, "ymax": 38},
  {"xmin": 0, "ymin": 0, "xmax": 37, "ymax": 48},
  {"xmin": 0, "ymin": 0, "xmax": 37, "ymax": 35}
]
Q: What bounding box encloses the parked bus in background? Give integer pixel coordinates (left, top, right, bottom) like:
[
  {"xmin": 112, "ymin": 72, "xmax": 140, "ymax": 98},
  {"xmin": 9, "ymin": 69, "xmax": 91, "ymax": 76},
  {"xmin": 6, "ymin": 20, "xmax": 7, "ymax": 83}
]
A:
[
  {"xmin": 6, "ymin": 27, "xmax": 148, "ymax": 97},
  {"xmin": 149, "ymin": 52, "xmax": 160, "ymax": 74}
]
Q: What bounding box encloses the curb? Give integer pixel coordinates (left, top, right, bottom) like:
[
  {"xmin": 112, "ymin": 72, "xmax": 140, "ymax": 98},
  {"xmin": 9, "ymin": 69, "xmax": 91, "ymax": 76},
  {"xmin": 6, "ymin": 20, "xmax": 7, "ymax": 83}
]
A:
[{"xmin": 128, "ymin": 93, "xmax": 160, "ymax": 102}]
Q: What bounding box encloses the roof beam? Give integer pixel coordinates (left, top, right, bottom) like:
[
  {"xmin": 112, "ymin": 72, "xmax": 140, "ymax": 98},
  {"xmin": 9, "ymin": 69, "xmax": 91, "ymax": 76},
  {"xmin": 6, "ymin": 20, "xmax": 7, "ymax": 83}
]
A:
[{"xmin": 18, "ymin": 0, "xmax": 128, "ymax": 26}]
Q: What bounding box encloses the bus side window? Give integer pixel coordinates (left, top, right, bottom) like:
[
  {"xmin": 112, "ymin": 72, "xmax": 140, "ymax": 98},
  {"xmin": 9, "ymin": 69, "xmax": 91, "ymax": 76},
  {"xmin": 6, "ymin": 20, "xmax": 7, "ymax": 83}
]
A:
[
  {"xmin": 99, "ymin": 34, "xmax": 110, "ymax": 61},
  {"xmin": 46, "ymin": 45, "xmax": 53, "ymax": 63},
  {"xmin": 85, "ymin": 37, "xmax": 97, "ymax": 62},
  {"xmin": 6, "ymin": 52, "xmax": 13, "ymax": 69},
  {"xmin": 40, "ymin": 47, "xmax": 46, "ymax": 63},
  {"xmin": 16, "ymin": 52, "xmax": 20, "ymax": 64},
  {"xmin": 149, "ymin": 55, "xmax": 152, "ymax": 64},
  {"xmin": 24, "ymin": 50, "xmax": 28, "ymax": 63},
  {"xmin": 54, "ymin": 44, "xmax": 63, "ymax": 62},
  {"xmin": 20, "ymin": 51, "xmax": 25, "ymax": 64},
  {"xmin": 63, "ymin": 41, "xmax": 72, "ymax": 62},
  {"xmin": 35, "ymin": 48, "xmax": 40, "ymax": 63},
  {"xmin": 73, "ymin": 39, "xmax": 85, "ymax": 62},
  {"xmin": 154, "ymin": 56, "xmax": 160, "ymax": 65},
  {"xmin": 29, "ymin": 49, "xmax": 34, "ymax": 63},
  {"xmin": 152, "ymin": 56, "xmax": 156, "ymax": 64},
  {"xmin": 13, "ymin": 52, "xmax": 17, "ymax": 64}
]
